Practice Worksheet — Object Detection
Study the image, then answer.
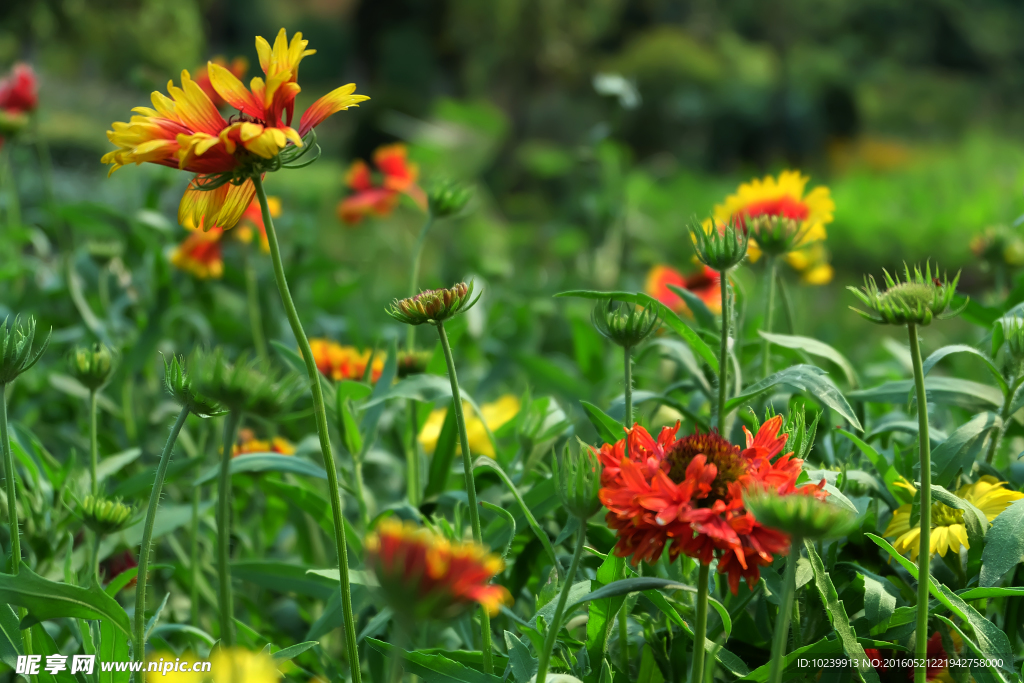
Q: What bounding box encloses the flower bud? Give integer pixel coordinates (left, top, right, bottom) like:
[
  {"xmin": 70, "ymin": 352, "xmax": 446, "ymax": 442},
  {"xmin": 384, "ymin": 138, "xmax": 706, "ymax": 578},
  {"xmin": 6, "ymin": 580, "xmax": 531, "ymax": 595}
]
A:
[
  {"xmin": 386, "ymin": 281, "xmax": 479, "ymax": 326},
  {"xmin": 194, "ymin": 349, "xmax": 297, "ymax": 417},
  {"xmin": 80, "ymin": 495, "xmax": 136, "ymax": 535},
  {"xmin": 748, "ymin": 215, "xmax": 806, "ymax": 257},
  {"xmin": 163, "ymin": 355, "xmax": 222, "ymax": 417},
  {"xmin": 591, "ymin": 299, "xmax": 659, "ymax": 349},
  {"xmin": 397, "ymin": 349, "xmax": 433, "ymax": 378},
  {"xmin": 428, "ymin": 179, "xmax": 473, "ymax": 218},
  {"xmin": 743, "ymin": 488, "xmax": 855, "ymax": 540},
  {"xmin": 554, "ymin": 444, "xmax": 603, "ymax": 520},
  {"xmin": 971, "ymin": 225, "xmax": 1024, "ymax": 268},
  {"xmin": 68, "ymin": 343, "xmax": 115, "ymax": 390},
  {"xmin": 1005, "ymin": 317, "xmax": 1024, "ymax": 365},
  {"xmin": 0, "ymin": 315, "xmax": 50, "ymax": 385},
  {"xmin": 690, "ymin": 218, "xmax": 748, "ymax": 271},
  {"xmin": 848, "ymin": 262, "xmax": 964, "ymax": 327}
]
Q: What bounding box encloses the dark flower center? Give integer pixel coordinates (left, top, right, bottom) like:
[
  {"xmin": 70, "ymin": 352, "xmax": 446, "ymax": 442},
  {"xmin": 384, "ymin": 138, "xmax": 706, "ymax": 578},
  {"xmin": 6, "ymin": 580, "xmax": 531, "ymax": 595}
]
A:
[{"xmin": 665, "ymin": 431, "xmax": 746, "ymax": 502}]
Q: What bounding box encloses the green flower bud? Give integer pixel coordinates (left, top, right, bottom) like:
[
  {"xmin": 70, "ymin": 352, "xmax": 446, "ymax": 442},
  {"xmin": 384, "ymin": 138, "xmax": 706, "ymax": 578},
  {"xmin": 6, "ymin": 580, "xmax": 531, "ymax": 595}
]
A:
[
  {"xmin": 743, "ymin": 488, "xmax": 855, "ymax": 541},
  {"xmin": 591, "ymin": 299, "xmax": 659, "ymax": 349},
  {"xmin": 748, "ymin": 215, "xmax": 809, "ymax": 257},
  {"xmin": 553, "ymin": 444, "xmax": 603, "ymax": 520},
  {"xmin": 428, "ymin": 179, "xmax": 473, "ymax": 218},
  {"xmin": 397, "ymin": 349, "xmax": 433, "ymax": 378},
  {"xmin": 848, "ymin": 262, "xmax": 964, "ymax": 327},
  {"xmin": 387, "ymin": 282, "xmax": 480, "ymax": 326},
  {"xmin": 194, "ymin": 349, "xmax": 297, "ymax": 418},
  {"xmin": 80, "ymin": 495, "xmax": 136, "ymax": 535},
  {"xmin": 163, "ymin": 355, "xmax": 222, "ymax": 417},
  {"xmin": 689, "ymin": 218, "xmax": 748, "ymax": 271},
  {"xmin": 68, "ymin": 343, "xmax": 115, "ymax": 390},
  {"xmin": 0, "ymin": 316, "xmax": 50, "ymax": 385},
  {"xmin": 1005, "ymin": 317, "xmax": 1024, "ymax": 365}
]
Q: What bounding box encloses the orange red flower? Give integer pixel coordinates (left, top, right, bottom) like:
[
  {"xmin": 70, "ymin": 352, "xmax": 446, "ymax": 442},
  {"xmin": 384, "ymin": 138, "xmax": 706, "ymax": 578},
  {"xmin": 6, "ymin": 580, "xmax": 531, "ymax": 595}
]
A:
[
  {"xmin": 308, "ymin": 339, "xmax": 385, "ymax": 383},
  {"xmin": 233, "ymin": 428, "xmax": 295, "ymax": 457},
  {"xmin": 597, "ymin": 416, "xmax": 827, "ymax": 594},
  {"xmin": 708, "ymin": 170, "xmax": 834, "ymax": 284},
  {"xmin": 0, "ymin": 63, "xmax": 38, "ymax": 147},
  {"xmin": 171, "ymin": 196, "xmax": 281, "ymax": 278},
  {"xmin": 338, "ymin": 143, "xmax": 426, "ymax": 224},
  {"xmin": 645, "ymin": 265, "xmax": 721, "ymax": 316},
  {"xmin": 365, "ymin": 518, "xmax": 512, "ymax": 620},
  {"xmin": 103, "ymin": 29, "xmax": 368, "ymax": 231},
  {"xmin": 194, "ymin": 57, "xmax": 249, "ymax": 109}
]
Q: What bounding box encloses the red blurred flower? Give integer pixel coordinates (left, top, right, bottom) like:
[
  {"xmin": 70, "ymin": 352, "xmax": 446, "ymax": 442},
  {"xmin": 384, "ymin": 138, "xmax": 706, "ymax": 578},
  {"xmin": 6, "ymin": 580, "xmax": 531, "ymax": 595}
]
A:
[
  {"xmin": 337, "ymin": 143, "xmax": 427, "ymax": 225},
  {"xmin": 194, "ymin": 56, "xmax": 249, "ymax": 109},
  {"xmin": 645, "ymin": 265, "xmax": 722, "ymax": 316},
  {"xmin": 864, "ymin": 632, "xmax": 950, "ymax": 681},
  {"xmin": 597, "ymin": 416, "xmax": 827, "ymax": 594},
  {"xmin": 0, "ymin": 64, "xmax": 38, "ymax": 114},
  {"xmin": 171, "ymin": 196, "xmax": 282, "ymax": 278},
  {"xmin": 365, "ymin": 518, "xmax": 512, "ymax": 620}
]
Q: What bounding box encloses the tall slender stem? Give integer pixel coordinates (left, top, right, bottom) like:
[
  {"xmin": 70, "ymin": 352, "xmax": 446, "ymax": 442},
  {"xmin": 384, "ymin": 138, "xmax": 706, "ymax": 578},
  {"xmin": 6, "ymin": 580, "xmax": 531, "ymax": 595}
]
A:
[
  {"xmin": 134, "ymin": 406, "xmax": 188, "ymax": 670},
  {"xmin": 34, "ymin": 117, "xmax": 55, "ymax": 215},
  {"xmin": 1, "ymin": 384, "xmax": 19, "ymax": 575},
  {"xmin": 436, "ymin": 321, "xmax": 493, "ymax": 673},
  {"xmin": 691, "ymin": 563, "xmax": 710, "ymax": 683},
  {"xmin": 0, "ymin": 146, "xmax": 20, "ymax": 229},
  {"xmin": 407, "ymin": 403, "xmax": 420, "ymax": 506},
  {"xmin": 406, "ymin": 215, "xmax": 434, "ymax": 351},
  {"xmin": 907, "ymin": 323, "xmax": 932, "ymax": 683},
  {"xmin": 243, "ymin": 248, "xmax": 268, "ymax": 362},
  {"xmin": 618, "ymin": 596, "xmax": 630, "ymax": 673},
  {"xmin": 89, "ymin": 389, "xmax": 99, "ymax": 496},
  {"xmin": 623, "ymin": 344, "xmax": 633, "ymax": 427},
  {"xmin": 91, "ymin": 532, "xmax": 101, "ymax": 586},
  {"xmin": 254, "ymin": 176, "xmax": 362, "ymax": 683},
  {"xmin": 768, "ymin": 544, "xmax": 800, "ymax": 683},
  {"xmin": 761, "ymin": 256, "xmax": 778, "ymax": 378},
  {"xmin": 536, "ymin": 527, "xmax": 588, "ymax": 683},
  {"xmin": 190, "ymin": 487, "xmax": 201, "ymax": 628},
  {"xmin": 216, "ymin": 411, "xmax": 241, "ymax": 646},
  {"xmin": 717, "ymin": 271, "xmax": 730, "ymax": 431}
]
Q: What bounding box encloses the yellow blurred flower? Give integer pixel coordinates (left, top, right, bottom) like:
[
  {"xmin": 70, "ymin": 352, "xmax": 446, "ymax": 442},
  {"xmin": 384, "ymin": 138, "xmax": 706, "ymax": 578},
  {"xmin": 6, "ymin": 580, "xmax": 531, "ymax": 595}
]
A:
[
  {"xmin": 145, "ymin": 652, "xmax": 205, "ymax": 683},
  {"xmin": 232, "ymin": 427, "xmax": 295, "ymax": 457},
  {"xmin": 884, "ymin": 476, "xmax": 1024, "ymax": 560},
  {"xmin": 418, "ymin": 395, "xmax": 521, "ymax": 457},
  {"xmin": 209, "ymin": 648, "xmax": 279, "ymax": 683}
]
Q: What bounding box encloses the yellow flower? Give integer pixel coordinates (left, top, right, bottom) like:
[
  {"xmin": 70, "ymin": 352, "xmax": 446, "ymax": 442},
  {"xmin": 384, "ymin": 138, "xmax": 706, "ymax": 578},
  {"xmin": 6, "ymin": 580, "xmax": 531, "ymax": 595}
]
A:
[
  {"xmin": 209, "ymin": 648, "xmax": 279, "ymax": 683},
  {"xmin": 709, "ymin": 170, "xmax": 834, "ymax": 285},
  {"xmin": 419, "ymin": 395, "xmax": 521, "ymax": 457},
  {"xmin": 145, "ymin": 652, "xmax": 205, "ymax": 683},
  {"xmin": 884, "ymin": 476, "xmax": 1024, "ymax": 560}
]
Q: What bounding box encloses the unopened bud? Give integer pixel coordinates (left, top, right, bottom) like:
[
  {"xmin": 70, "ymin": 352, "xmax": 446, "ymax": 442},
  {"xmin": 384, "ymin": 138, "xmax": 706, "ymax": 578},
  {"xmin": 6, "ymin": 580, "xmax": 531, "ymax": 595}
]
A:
[
  {"xmin": 387, "ymin": 282, "xmax": 479, "ymax": 326},
  {"xmin": 69, "ymin": 343, "xmax": 115, "ymax": 390}
]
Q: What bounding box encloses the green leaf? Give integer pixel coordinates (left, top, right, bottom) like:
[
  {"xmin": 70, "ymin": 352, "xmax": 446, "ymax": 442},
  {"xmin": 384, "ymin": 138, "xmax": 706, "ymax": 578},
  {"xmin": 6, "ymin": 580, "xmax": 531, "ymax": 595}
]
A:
[
  {"xmin": 0, "ymin": 563, "xmax": 132, "ymax": 639},
  {"xmin": 0, "ymin": 603, "xmax": 23, "ymax": 669},
  {"xmin": 758, "ymin": 332, "xmax": 859, "ymax": 387},
  {"xmin": 666, "ymin": 283, "xmax": 717, "ymax": 329},
  {"xmin": 566, "ymin": 577, "xmax": 694, "ymax": 610},
  {"xmin": 148, "ymin": 623, "xmax": 215, "ymax": 646},
  {"xmin": 933, "ymin": 616, "xmax": 1012, "ymax": 683},
  {"xmin": 580, "ymin": 401, "xmax": 625, "ymax": 444},
  {"xmin": 585, "ymin": 553, "xmax": 626, "ymax": 673},
  {"xmin": 337, "ymin": 395, "xmax": 364, "ymax": 456},
  {"xmin": 231, "ymin": 560, "xmax": 337, "ymax": 600},
  {"xmin": 98, "ymin": 609, "xmax": 132, "ymax": 683},
  {"xmin": 652, "ymin": 338, "xmax": 712, "ymax": 395},
  {"xmin": 259, "ymin": 478, "xmax": 363, "ymax": 561},
  {"xmin": 77, "ymin": 448, "xmax": 141, "ymax": 490},
  {"xmin": 272, "ymin": 340, "xmax": 336, "ymax": 405},
  {"xmin": 48, "ymin": 373, "xmax": 122, "ymax": 416},
  {"xmin": 364, "ymin": 638, "xmax": 503, "ymax": 683},
  {"xmin": 271, "ymin": 641, "xmax": 319, "ymax": 662},
  {"xmin": 504, "ymin": 631, "xmax": 537, "ymax": 683},
  {"xmin": 195, "ymin": 453, "xmax": 327, "ymax": 485},
  {"xmin": 30, "ymin": 623, "xmax": 78, "ymax": 683},
  {"xmin": 555, "ymin": 290, "xmax": 719, "ymax": 374},
  {"xmin": 725, "ymin": 364, "xmax": 862, "ymax": 431},
  {"xmin": 848, "ymin": 378, "xmax": 1003, "ymax": 411},
  {"xmin": 837, "ymin": 429, "xmax": 912, "ymax": 506},
  {"xmin": 424, "ymin": 402, "xmax": 459, "ymax": 498},
  {"xmin": 921, "ymin": 345, "xmax": 1008, "ymax": 397},
  {"xmin": 980, "ymin": 498, "xmax": 1024, "ymax": 586},
  {"xmin": 959, "ymin": 586, "xmax": 1024, "ymax": 600},
  {"xmin": 803, "ymin": 541, "xmax": 880, "ymax": 683},
  {"xmin": 105, "ymin": 568, "xmax": 139, "ymax": 597},
  {"xmin": 337, "ymin": 380, "xmax": 373, "ymax": 403},
  {"xmin": 867, "ymin": 534, "xmax": 1013, "ymax": 669},
  {"xmin": 928, "ymin": 412, "xmax": 1001, "ymax": 488},
  {"xmin": 361, "ymin": 374, "xmax": 454, "ymax": 407},
  {"xmin": 926, "ymin": 484, "xmax": 988, "ymax": 576}
]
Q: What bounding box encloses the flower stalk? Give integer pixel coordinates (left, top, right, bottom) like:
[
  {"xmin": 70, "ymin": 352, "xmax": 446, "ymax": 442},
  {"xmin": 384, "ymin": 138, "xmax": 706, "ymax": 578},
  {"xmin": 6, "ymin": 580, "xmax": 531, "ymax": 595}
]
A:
[
  {"xmin": 761, "ymin": 256, "xmax": 778, "ymax": 378},
  {"xmin": 907, "ymin": 322, "xmax": 931, "ymax": 683},
  {"xmin": 216, "ymin": 410, "xmax": 241, "ymax": 646},
  {"xmin": 89, "ymin": 388, "xmax": 99, "ymax": 496},
  {"xmin": 1, "ymin": 383, "xmax": 18, "ymax": 574},
  {"xmin": 767, "ymin": 544, "xmax": 799, "ymax": 683},
  {"xmin": 435, "ymin": 320, "xmax": 494, "ymax": 673},
  {"xmin": 717, "ymin": 273, "xmax": 730, "ymax": 431},
  {"xmin": 691, "ymin": 562, "xmax": 711, "ymax": 683},
  {"xmin": 242, "ymin": 248, "xmax": 269, "ymax": 362},
  {"xmin": 132, "ymin": 406, "xmax": 189, "ymax": 671},
  {"xmin": 254, "ymin": 175, "xmax": 362, "ymax": 683},
  {"xmin": 535, "ymin": 527, "xmax": 587, "ymax": 683},
  {"xmin": 406, "ymin": 215, "xmax": 434, "ymax": 351}
]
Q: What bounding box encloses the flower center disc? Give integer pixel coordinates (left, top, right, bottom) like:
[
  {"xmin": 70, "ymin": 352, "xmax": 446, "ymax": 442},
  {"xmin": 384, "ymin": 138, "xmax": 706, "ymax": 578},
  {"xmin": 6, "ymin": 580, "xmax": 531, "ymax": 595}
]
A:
[{"xmin": 665, "ymin": 431, "xmax": 746, "ymax": 502}]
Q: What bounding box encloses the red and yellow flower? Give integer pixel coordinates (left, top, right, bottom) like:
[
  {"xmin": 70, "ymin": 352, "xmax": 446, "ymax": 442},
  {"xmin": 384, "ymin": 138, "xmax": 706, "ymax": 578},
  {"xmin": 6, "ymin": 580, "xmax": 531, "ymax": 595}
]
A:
[
  {"xmin": 171, "ymin": 196, "xmax": 282, "ymax": 278},
  {"xmin": 233, "ymin": 428, "xmax": 295, "ymax": 457},
  {"xmin": 645, "ymin": 265, "xmax": 722, "ymax": 316},
  {"xmin": 308, "ymin": 338, "xmax": 385, "ymax": 383},
  {"xmin": 103, "ymin": 29, "xmax": 368, "ymax": 231},
  {"xmin": 708, "ymin": 170, "xmax": 834, "ymax": 284},
  {"xmin": 365, "ymin": 518, "xmax": 512, "ymax": 620},
  {"xmin": 194, "ymin": 56, "xmax": 249, "ymax": 109},
  {"xmin": 338, "ymin": 143, "xmax": 426, "ymax": 224},
  {"xmin": 0, "ymin": 63, "xmax": 38, "ymax": 145},
  {"xmin": 597, "ymin": 416, "xmax": 827, "ymax": 594}
]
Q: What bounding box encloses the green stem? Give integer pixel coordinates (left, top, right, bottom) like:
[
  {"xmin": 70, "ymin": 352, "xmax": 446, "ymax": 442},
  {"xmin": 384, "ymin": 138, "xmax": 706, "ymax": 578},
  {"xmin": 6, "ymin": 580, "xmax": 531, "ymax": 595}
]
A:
[
  {"xmin": 243, "ymin": 248, "xmax": 269, "ymax": 362},
  {"xmin": 406, "ymin": 215, "xmax": 434, "ymax": 351},
  {"xmin": 623, "ymin": 344, "xmax": 633, "ymax": 427},
  {"xmin": 92, "ymin": 531, "xmax": 101, "ymax": 587},
  {"xmin": 691, "ymin": 563, "xmax": 710, "ymax": 683},
  {"xmin": 216, "ymin": 411, "xmax": 241, "ymax": 647},
  {"xmin": 134, "ymin": 406, "xmax": 188, "ymax": 668},
  {"xmin": 254, "ymin": 175, "xmax": 362, "ymax": 683},
  {"xmin": 908, "ymin": 323, "xmax": 931, "ymax": 683},
  {"xmin": 717, "ymin": 271, "xmax": 730, "ymax": 431},
  {"xmin": 535, "ymin": 526, "xmax": 588, "ymax": 683},
  {"xmin": 768, "ymin": 544, "xmax": 800, "ymax": 683},
  {"xmin": 89, "ymin": 389, "xmax": 99, "ymax": 496},
  {"xmin": 1, "ymin": 384, "xmax": 19, "ymax": 575},
  {"xmin": 407, "ymin": 402, "xmax": 420, "ymax": 507},
  {"xmin": 34, "ymin": 117, "xmax": 55, "ymax": 215},
  {"xmin": 436, "ymin": 321, "xmax": 493, "ymax": 673},
  {"xmin": 618, "ymin": 599, "xmax": 630, "ymax": 673},
  {"xmin": 762, "ymin": 256, "xmax": 778, "ymax": 379},
  {"xmin": 985, "ymin": 375, "xmax": 1015, "ymax": 464},
  {"xmin": 352, "ymin": 458, "xmax": 370, "ymax": 530},
  {"xmin": 191, "ymin": 488, "xmax": 200, "ymax": 628},
  {"xmin": 0, "ymin": 146, "xmax": 20, "ymax": 229},
  {"xmin": 791, "ymin": 594, "xmax": 802, "ymax": 651}
]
